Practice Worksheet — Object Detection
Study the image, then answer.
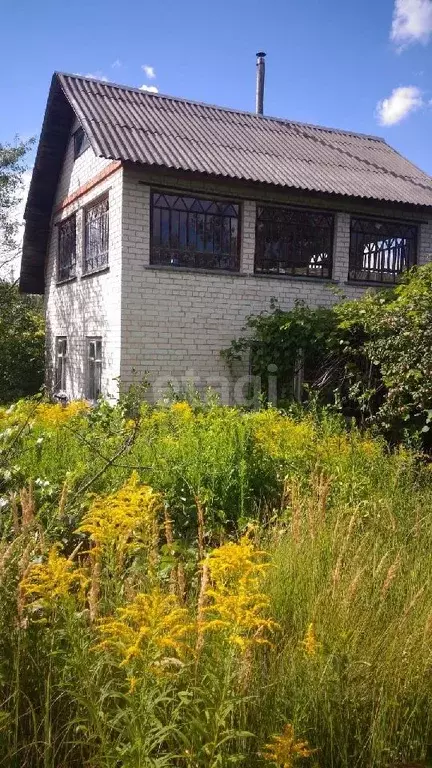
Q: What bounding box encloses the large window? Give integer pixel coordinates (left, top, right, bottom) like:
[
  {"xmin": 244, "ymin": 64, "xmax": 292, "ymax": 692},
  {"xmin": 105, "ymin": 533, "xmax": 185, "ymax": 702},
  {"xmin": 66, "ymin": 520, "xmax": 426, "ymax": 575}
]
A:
[
  {"xmin": 255, "ymin": 205, "xmax": 334, "ymax": 278},
  {"xmin": 55, "ymin": 337, "xmax": 67, "ymax": 392},
  {"xmin": 87, "ymin": 338, "xmax": 102, "ymax": 401},
  {"xmin": 151, "ymin": 191, "xmax": 240, "ymax": 271},
  {"xmin": 349, "ymin": 217, "xmax": 417, "ymax": 283},
  {"xmin": 84, "ymin": 197, "xmax": 109, "ymax": 274},
  {"xmin": 57, "ymin": 215, "xmax": 76, "ymax": 281}
]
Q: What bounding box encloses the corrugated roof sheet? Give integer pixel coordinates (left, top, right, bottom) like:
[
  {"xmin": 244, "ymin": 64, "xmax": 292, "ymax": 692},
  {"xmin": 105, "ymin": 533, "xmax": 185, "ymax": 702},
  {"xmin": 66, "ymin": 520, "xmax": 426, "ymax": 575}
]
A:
[{"xmin": 58, "ymin": 73, "xmax": 432, "ymax": 208}]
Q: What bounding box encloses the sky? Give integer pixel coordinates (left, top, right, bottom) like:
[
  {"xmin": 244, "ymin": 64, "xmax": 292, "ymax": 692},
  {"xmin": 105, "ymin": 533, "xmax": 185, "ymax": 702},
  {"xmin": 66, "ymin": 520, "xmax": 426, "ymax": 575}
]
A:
[{"xmin": 1, "ymin": 0, "xmax": 432, "ymax": 233}]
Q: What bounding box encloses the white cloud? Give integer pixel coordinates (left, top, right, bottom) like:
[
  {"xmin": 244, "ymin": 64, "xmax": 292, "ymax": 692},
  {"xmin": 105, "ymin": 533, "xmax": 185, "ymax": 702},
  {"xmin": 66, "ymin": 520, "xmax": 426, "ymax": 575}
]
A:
[
  {"xmin": 391, "ymin": 0, "xmax": 432, "ymax": 48},
  {"xmin": 139, "ymin": 84, "xmax": 159, "ymax": 93},
  {"xmin": 85, "ymin": 71, "xmax": 109, "ymax": 82},
  {"xmin": 111, "ymin": 59, "xmax": 122, "ymax": 69},
  {"xmin": 376, "ymin": 85, "xmax": 423, "ymax": 125},
  {"xmin": 142, "ymin": 64, "xmax": 156, "ymax": 79}
]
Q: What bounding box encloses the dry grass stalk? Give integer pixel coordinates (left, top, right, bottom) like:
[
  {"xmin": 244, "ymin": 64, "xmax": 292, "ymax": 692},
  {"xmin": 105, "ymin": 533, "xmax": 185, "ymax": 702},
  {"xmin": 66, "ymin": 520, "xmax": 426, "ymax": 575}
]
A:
[
  {"xmin": 89, "ymin": 547, "xmax": 102, "ymax": 623},
  {"xmin": 195, "ymin": 496, "xmax": 206, "ymax": 561},
  {"xmin": 196, "ymin": 560, "xmax": 209, "ymax": 656},
  {"xmin": 20, "ymin": 481, "xmax": 35, "ymax": 529},
  {"xmin": 290, "ymin": 481, "xmax": 302, "ymax": 545},
  {"xmin": 177, "ymin": 562, "xmax": 187, "ymax": 603},
  {"xmin": 148, "ymin": 517, "xmax": 160, "ymax": 582},
  {"xmin": 164, "ymin": 508, "xmax": 177, "ymax": 595},
  {"xmin": 10, "ymin": 494, "xmax": 20, "ymax": 535},
  {"xmin": 381, "ymin": 554, "xmax": 401, "ymax": 600},
  {"xmin": 58, "ymin": 480, "xmax": 68, "ymax": 518}
]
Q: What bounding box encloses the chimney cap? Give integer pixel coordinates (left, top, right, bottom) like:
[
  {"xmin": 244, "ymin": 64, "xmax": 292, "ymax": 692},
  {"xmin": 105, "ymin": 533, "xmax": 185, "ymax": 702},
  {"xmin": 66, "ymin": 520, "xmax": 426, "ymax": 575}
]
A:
[{"xmin": 256, "ymin": 51, "xmax": 266, "ymax": 58}]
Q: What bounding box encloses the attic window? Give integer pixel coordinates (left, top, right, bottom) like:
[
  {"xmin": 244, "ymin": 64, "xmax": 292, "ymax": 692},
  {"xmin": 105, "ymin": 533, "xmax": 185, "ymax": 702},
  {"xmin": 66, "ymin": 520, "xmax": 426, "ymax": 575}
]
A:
[
  {"xmin": 150, "ymin": 191, "xmax": 240, "ymax": 271},
  {"xmin": 349, "ymin": 217, "xmax": 417, "ymax": 283},
  {"xmin": 73, "ymin": 126, "xmax": 90, "ymax": 159},
  {"xmin": 255, "ymin": 205, "xmax": 334, "ymax": 278}
]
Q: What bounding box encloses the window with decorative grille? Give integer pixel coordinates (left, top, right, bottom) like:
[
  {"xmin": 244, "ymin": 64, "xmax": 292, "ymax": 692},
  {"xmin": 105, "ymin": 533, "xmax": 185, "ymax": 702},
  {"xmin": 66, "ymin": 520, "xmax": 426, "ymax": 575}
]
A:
[
  {"xmin": 55, "ymin": 337, "xmax": 67, "ymax": 392},
  {"xmin": 87, "ymin": 338, "xmax": 102, "ymax": 401},
  {"xmin": 150, "ymin": 191, "xmax": 240, "ymax": 271},
  {"xmin": 255, "ymin": 205, "xmax": 334, "ymax": 278},
  {"xmin": 57, "ymin": 215, "xmax": 76, "ymax": 282},
  {"xmin": 349, "ymin": 217, "xmax": 417, "ymax": 283},
  {"xmin": 84, "ymin": 197, "xmax": 109, "ymax": 274}
]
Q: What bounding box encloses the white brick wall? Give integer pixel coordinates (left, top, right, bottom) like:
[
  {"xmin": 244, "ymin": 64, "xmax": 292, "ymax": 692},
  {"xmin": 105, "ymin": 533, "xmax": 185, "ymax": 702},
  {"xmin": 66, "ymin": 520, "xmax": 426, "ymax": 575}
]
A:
[
  {"xmin": 45, "ymin": 133, "xmax": 123, "ymax": 401},
  {"xmin": 45, "ymin": 145, "xmax": 432, "ymax": 402},
  {"xmin": 119, "ymin": 168, "xmax": 432, "ymax": 399}
]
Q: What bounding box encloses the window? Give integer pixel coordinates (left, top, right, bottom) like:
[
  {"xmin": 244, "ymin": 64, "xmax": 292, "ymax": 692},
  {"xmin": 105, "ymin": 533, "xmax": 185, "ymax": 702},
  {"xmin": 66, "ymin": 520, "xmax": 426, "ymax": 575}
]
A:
[
  {"xmin": 73, "ymin": 126, "xmax": 90, "ymax": 159},
  {"xmin": 349, "ymin": 217, "xmax": 417, "ymax": 283},
  {"xmin": 84, "ymin": 196, "xmax": 109, "ymax": 274},
  {"xmin": 55, "ymin": 337, "xmax": 67, "ymax": 392},
  {"xmin": 87, "ymin": 338, "xmax": 102, "ymax": 401},
  {"xmin": 255, "ymin": 205, "xmax": 334, "ymax": 278},
  {"xmin": 151, "ymin": 191, "xmax": 240, "ymax": 271},
  {"xmin": 57, "ymin": 215, "xmax": 76, "ymax": 281}
]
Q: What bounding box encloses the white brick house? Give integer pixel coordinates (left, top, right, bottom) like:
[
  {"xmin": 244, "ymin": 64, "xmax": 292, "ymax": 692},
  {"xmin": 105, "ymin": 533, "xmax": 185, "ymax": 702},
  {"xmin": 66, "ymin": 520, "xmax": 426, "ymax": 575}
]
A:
[{"xmin": 20, "ymin": 73, "xmax": 432, "ymax": 402}]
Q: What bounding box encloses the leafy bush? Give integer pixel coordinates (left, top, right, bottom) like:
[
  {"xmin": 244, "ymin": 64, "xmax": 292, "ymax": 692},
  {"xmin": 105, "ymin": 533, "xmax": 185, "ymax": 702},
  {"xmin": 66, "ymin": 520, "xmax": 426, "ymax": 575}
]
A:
[
  {"xmin": 0, "ymin": 282, "xmax": 44, "ymax": 403},
  {"xmin": 1, "ymin": 399, "xmax": 432, "ymax": 766},
  {"xmin": 223, "ymin": 263, "xmax": 432, "ymax": 445}
]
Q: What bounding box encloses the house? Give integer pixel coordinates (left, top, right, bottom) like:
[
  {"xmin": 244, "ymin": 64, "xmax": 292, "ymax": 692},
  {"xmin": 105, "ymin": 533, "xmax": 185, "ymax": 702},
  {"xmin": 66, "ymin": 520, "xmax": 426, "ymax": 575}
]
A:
[{"xmin": 20, "ymin": 69, "xmax": 432, "ymax": 403}]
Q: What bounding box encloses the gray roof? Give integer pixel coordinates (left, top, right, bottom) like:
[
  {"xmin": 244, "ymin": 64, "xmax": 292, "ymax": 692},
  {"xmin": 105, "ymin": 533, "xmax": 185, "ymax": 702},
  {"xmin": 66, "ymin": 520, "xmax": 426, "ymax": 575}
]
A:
[
  {"xmin": 60, "ymin": 73, "xmax": 432, "ymax": 208},
  {"xmin": 20, "ymin": 72, "xmax": 432, "ymax": 294}
]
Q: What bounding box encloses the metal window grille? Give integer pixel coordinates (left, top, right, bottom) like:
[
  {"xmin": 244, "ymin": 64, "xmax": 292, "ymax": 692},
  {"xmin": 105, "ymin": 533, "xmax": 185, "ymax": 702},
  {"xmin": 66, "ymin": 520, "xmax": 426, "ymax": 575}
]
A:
[
  {"xmin": 73, "ymin": 127, "xmax": 90, "ymax": 159},
  {"xmin": 255, "ymin": 205, "xmax": 334, "ymax": 278},
  {"xmin": 58, "ymin": 215, "xmax": 76, "ymax": 281},
  {"xmin": 55, "ymin": 337, "xmax": 67, "ymax": 392},
  {"xmin": 150, "ymin": 191, "xmax": 240, "ymax": 271},
  {"xmin": 84, "ymin": 197, "xmax": 109, "ymax": 274},
  {"xmin": 87, "ymin": 338, "xmax": 102, "ymax": 401},
  {"xmin": 349, "ymin": 217, "xmax": 417, "ymax": 283}
]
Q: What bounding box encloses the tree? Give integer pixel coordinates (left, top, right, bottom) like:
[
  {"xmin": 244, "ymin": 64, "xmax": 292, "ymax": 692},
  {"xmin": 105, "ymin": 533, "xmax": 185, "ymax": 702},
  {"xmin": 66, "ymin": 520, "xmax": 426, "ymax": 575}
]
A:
[
  {"xmin": 0, "ymin": 137, "xmax": 34, "ymax": 275},
  {"xmin": 0, "ymin": 281, "xmax": 44, "ymax": 403}
]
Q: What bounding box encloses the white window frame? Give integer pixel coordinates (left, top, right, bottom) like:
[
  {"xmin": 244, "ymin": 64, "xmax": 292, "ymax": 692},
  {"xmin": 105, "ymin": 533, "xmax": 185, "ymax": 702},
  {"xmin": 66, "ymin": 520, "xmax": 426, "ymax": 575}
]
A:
[
  {"xmin": 55, "ymin": 337, "xmax": 67, "ymax": 393},
  {"xmin": 87, "ymin": 337, "xmax": 103, "ymax": 401}
]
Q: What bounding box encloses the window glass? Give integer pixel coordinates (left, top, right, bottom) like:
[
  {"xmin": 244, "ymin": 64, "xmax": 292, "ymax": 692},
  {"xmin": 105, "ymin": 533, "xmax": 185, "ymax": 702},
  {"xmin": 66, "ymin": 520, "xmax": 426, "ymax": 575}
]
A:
[
  {"xmin": 150, "ymin": 191, "xmax": 240, "ymax": 271},
  {"xmin": 58, "ymin": 215, "xmax": 76, "ymax": 281},
  {"xmin": 349, "ymin": 217, "xmax": 417, "ymax": 283},
  {"xmin": 84, "ymin": 197, "xmax": 109, "ymax": 274}
]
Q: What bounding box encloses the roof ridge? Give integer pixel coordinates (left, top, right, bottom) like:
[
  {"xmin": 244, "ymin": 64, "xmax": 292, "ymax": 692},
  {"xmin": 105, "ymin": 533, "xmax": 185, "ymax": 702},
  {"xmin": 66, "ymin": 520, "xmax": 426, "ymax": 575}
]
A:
[{"xmin": 56, "ymin": 71, "xmax": 387, "ymax": 144}]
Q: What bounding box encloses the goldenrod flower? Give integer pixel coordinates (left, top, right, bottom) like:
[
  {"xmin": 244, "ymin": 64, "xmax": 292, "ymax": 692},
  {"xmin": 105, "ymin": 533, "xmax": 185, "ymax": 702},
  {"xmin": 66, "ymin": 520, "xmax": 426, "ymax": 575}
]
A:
[
  {"xmin": 300, "ymin": 623, "xmax": 321, "ymax": 658},
  {"xmin": 76, "ymin": 472, "xmax": 162, "ymax": 558},
  {"xmin": 34, "ymin": 401, "xmax": 88, "ymax": 429},
  {"xmin": 20, "ymin": 545, "xmax": 88, "ymax": 611},
  {"xmin": 96, "ymin": 589, "xmax": 194, "ymax": 674},
  {"xmin": 201, "ymin": 537, "xmax": 278, "ymax": 650},
  {"xmin": 171, "ymin": 401, "xmax": 193, "ymax": 419},
  {"xmin": 263, "ymin": 723, "xmax": 317, "ymax": 767}
]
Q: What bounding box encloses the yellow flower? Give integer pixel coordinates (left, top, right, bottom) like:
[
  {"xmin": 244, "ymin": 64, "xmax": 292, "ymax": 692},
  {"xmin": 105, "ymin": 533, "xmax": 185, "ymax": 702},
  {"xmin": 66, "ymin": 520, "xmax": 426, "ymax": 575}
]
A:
[
  {"xmin": 263, "ymin": 723, "xmax": 317, "ymax": 767},
  {"xmin": 96, "ymin": 590, "xmax": 194, "ymax": 674},
  {"xmin": 201, "ymin": 537, "xmax": 278, "ymax": 650},
  {"xmin": 76, "ymin": 472, "xmax": 162, "ymax": 558},
  {"xmin": 171, "ymin": 401, "xmax": 193, "ymax": 419},
  {"xmin": 20, "ymin": 546, "xmax": 88, "ymax": 611},
  {"xmin": 300, "ymin": 623, "xmax": 321, "ymax": 658},
  {"xmin": 34, "ymin": 401, "xmax": 88, "ymax": 429}
]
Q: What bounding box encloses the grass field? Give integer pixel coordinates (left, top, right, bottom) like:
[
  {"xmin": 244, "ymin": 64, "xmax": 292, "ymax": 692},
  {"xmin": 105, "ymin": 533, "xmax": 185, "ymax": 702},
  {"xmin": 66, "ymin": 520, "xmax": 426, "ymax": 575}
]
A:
[{"xmin": 0, "ymin": 398, "xmax": 431, "ymax": 767}]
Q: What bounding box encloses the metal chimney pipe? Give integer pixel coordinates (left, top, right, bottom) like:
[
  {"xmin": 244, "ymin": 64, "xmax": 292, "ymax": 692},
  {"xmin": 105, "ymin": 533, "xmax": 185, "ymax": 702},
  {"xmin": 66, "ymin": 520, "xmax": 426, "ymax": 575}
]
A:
[{"xmin": 255, "ymin": 51, "xmax": 266, "ymax": 115}]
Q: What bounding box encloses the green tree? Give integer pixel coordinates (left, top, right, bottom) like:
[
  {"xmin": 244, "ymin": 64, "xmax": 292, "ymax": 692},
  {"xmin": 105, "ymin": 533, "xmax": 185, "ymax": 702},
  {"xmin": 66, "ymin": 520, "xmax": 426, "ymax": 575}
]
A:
[
  {"xmin": 0, "ymin": 282, "xmax": 44, "ymax": 403},
  {"xmin": 0, "ymin": 137, "xmax": 33, "ymax": 274}
]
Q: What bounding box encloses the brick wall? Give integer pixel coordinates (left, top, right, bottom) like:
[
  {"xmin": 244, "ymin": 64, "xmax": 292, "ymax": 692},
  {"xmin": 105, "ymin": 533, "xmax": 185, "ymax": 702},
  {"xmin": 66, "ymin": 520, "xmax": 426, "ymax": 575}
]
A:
[
  {"xmin": 45, "ymin": 132, "xmax": 123, "ymax": 400},
  {"xmin": 120, "ymin": 168, "xmax": 432, "ymax": 401}
]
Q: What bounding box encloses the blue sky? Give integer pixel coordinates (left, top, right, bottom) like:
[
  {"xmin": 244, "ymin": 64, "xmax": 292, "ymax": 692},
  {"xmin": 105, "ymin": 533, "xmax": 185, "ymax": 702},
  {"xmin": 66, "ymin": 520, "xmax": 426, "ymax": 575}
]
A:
[{"xmin": 1, "ymin": 0, "xmax": 432, "ymax": 176}]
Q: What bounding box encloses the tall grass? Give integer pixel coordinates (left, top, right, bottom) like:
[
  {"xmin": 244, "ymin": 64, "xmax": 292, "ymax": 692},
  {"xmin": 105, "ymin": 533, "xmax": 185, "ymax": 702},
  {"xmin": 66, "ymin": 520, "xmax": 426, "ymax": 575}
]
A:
[{"xmin": 0, "ymin": 399, "xmax": 432, "ymax": 767}]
